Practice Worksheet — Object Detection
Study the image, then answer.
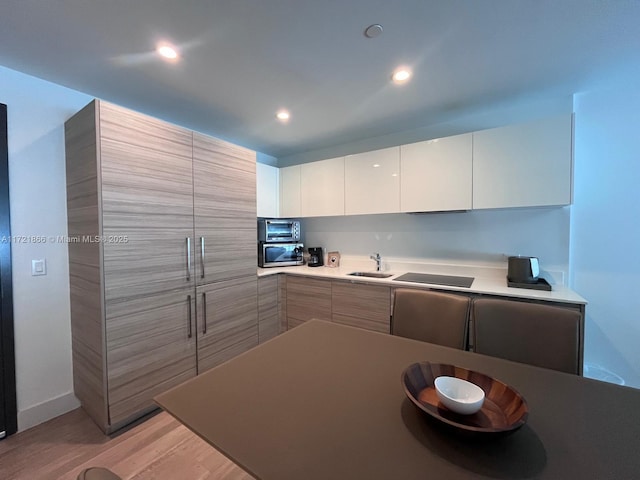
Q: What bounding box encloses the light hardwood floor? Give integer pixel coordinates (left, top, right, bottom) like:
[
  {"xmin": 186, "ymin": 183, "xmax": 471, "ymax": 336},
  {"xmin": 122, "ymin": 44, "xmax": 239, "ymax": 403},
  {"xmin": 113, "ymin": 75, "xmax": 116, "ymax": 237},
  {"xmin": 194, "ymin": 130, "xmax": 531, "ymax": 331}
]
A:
[{"xmin": 0, "ymin": 408, "xmax": 253, "ymax": 480}]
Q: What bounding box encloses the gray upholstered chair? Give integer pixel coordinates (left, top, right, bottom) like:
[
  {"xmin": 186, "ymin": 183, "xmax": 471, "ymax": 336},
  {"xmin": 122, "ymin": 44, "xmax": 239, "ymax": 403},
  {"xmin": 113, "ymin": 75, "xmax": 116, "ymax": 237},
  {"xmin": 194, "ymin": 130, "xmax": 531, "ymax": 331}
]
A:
[
  {"xmin": 472, "ymin": 298, "xmax": 581, "ymax": 375},
  {"xmin": 391, "ymin": 289, "xmax": 471, "ymax": 349},
  {"xmin": 77, "ymin": 467, "xmax": 122, "ymax": 480}
]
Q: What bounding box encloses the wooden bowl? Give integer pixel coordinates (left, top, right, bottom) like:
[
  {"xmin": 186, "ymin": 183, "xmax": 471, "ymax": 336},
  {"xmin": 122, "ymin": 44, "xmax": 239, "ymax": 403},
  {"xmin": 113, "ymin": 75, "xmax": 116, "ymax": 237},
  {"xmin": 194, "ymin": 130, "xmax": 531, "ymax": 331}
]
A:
[{"xmin": 402, "ymin": 362, "xmax": 529, "ymax": 434}]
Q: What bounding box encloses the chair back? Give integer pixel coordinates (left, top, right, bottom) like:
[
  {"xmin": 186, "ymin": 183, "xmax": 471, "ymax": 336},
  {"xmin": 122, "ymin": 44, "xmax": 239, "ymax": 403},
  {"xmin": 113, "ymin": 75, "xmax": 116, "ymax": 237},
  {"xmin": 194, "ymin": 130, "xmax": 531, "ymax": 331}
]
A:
[
  {"xmin": 472, "ymin": 298, "xmax": 581, "ymax": 374},
  {"xmin": 392, "ymin": 289, "xmax": 470, "ymax": 349}
]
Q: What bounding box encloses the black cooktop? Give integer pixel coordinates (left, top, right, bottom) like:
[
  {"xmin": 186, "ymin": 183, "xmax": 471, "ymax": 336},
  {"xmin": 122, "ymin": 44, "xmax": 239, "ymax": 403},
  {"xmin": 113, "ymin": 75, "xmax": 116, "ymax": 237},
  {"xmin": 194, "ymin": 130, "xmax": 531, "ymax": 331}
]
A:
[{"xmin": 393, "ymin": 272, "xmax": 475, "ymax": 288}]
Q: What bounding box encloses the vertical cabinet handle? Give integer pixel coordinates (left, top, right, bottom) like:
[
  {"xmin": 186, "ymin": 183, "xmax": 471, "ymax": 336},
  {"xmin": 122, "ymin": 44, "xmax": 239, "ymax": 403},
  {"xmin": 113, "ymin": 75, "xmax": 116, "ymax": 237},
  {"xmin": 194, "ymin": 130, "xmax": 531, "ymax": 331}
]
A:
[
  {"xmin": 187, "ymin": 295, "xmax": 193, "ymax": 339},
  {"xmin": 200, "ymin": 236, "xmax": 205, "ymax": 279},
  {"xmin": 202, "ymin": 292, "xmax": 207, "ymax": 334},
  {"xmin": 186, "ymin": 237, "xmax": 192, "ymax": 281}
]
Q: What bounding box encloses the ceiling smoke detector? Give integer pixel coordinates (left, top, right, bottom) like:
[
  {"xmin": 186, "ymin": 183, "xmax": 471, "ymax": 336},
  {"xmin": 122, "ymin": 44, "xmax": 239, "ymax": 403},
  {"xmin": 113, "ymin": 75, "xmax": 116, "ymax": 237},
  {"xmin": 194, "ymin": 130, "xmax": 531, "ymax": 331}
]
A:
[{"xmin": 364, "ymin": 24, "xmax": 383, "ymax": 38}]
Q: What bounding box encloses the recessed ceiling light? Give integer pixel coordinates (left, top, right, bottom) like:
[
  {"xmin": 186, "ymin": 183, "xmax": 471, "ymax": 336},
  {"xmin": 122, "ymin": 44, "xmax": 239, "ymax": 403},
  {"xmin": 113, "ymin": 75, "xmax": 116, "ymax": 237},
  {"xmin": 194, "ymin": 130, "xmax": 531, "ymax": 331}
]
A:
[
  {"xmin": 276, "ymin": 110, "xmax": 290, "ymax": 122},
  {"xmin": 157, "ymin": 43, "xmax": 178, "ymax": 60},
  {"xmin": 372, "ymin": 164, "xmax": 380, "ymax": 168},
  {"xmin": 392, "ymin": 68, "xmax": 412, "ymax": 84}
]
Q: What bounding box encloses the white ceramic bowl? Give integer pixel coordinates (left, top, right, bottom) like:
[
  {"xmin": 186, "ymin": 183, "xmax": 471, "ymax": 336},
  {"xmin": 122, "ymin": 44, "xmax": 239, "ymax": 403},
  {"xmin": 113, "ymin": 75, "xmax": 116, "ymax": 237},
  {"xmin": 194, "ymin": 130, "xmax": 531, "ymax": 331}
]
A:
[{"xmin": 434, "ymin": 376, "xmax": 485, "ymax": 415}]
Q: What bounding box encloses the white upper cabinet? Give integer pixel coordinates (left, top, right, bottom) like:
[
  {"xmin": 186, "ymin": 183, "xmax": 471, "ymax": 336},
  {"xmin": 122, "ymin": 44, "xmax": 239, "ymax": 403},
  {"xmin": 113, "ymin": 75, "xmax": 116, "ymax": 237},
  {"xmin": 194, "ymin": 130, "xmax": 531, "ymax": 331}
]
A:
[
  {"xmin": 344, "ymin": 146, "xmax": 400, "ymax": 215},
  {"xmin": 301, "ymin": 157, "xmax": 345, "ymax": 217},
  {"xmin": 400, "ymin": 133, "xmax": 472, "ymax": 212},
  {"xmin": 279, "ymin": 165, "xmax": 301, "ymax": 217},
  {"xmin": 256, "ymin": 162, "xmax": 279, "ymax": 218},
  {"xmin": 472, "ymin": 114, "xmax": 573, "ymax": 209},
  {"xmin": 272, "ymin": 114, "xmax": 573, "ymax": 218}
]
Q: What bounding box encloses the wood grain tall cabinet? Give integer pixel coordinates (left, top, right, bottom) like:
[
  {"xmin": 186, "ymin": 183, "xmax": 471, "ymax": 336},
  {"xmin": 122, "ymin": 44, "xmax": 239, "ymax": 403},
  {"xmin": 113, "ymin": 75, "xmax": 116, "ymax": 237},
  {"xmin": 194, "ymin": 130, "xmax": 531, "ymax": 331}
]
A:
[
  {"xmin": 65, "ymin": 100, "xmax": 257, "ymax": 432},
  {"xmin": 192, "ymin": 133, "xmax": 258, "ymax": 373}
]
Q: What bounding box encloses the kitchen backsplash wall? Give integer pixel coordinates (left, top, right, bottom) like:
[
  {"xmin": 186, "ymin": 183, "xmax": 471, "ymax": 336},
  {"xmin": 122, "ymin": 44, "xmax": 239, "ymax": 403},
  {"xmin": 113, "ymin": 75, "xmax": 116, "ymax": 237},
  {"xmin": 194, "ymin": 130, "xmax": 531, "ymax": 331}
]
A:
[{"xmin": 302, "ymin": 206, "xmax": 570, "ymax": 277}]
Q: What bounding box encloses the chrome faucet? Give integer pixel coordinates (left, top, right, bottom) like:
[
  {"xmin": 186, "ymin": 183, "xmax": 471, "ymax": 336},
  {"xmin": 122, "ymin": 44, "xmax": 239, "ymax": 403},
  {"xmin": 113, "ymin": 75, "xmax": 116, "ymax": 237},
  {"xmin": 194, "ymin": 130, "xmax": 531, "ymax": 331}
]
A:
[{"xmin": 370, "ymin": 252, "xmax": 382, "ymax": 272}]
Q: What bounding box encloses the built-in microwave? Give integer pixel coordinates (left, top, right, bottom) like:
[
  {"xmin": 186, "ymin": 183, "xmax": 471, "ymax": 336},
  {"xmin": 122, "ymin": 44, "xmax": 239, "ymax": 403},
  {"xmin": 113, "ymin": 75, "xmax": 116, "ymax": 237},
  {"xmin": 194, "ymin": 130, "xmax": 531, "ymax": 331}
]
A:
[
  {"xmin": 258, "ymin": 242, "xmax": 304, "ymax": 267},
  {"xmin": 258, "ymin": 219, "xmax": 301, "ymax": 243}
]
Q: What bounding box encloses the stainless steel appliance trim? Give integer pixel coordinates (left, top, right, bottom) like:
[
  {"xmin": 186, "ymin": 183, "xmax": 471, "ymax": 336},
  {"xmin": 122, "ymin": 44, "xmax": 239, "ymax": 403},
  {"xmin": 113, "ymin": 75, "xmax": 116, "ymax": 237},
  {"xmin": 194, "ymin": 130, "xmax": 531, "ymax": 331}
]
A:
[
  {"xmin": 187, "ymin": 294, "xmax": 192, "ymax": 339},
  {"xmin": 200, "ymin": 236, "xmax": 205, "ymax": 279},
  {"xmin": 186, "ymin": 237, "xmax": 192, "ymax": 281},
  {"xmin": 202, "ymin": 291, "xmax": 207, "ymax": 334}
]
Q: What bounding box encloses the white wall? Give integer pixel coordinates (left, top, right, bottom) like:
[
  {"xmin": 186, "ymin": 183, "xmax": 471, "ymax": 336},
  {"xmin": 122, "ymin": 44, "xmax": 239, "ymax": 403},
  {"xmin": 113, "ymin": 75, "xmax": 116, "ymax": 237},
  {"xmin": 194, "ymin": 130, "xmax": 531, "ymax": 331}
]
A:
[
  {"xmin": 0, "ymin": 65, "xmax": 92, "ymax": 430},
  {"xmin": 572, "ymin": 86, "xmax": 640, "ymax": 388},
  {"xmin": 303, "ymin": 207, "xmax": 571, "ymax": 276}
]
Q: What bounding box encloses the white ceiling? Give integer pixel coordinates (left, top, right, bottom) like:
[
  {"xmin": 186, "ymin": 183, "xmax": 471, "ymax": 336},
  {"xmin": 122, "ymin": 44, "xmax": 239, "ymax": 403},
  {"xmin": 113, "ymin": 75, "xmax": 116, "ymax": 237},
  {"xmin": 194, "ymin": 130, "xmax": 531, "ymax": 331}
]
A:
[{"xmin": 1, "ymin": 1, "xmax": 639, "ymax": 159}]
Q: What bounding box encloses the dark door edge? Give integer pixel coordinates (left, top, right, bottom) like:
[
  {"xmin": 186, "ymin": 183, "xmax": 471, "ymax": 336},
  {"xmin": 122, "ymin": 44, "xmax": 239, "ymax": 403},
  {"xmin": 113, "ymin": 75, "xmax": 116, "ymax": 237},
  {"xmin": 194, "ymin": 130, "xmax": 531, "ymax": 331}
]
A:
[{"xmin": 0, "ymin": 102, "xmax": 17, "ymax": 437}]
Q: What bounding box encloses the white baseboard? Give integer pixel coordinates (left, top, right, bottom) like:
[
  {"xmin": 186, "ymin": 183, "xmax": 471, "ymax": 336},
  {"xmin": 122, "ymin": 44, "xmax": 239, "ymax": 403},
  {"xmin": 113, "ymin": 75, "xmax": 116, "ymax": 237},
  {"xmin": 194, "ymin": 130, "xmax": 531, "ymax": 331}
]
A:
[{"xmin": 17, "ymin": 392, "xmax": 81, "ymax": 432}]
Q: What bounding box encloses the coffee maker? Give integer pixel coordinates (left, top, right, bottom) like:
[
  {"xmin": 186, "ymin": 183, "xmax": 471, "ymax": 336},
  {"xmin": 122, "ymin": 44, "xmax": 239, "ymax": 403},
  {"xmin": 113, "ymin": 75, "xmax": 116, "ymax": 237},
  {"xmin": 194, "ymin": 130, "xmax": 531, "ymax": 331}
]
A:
[
  {"xmin": 307, "ymin": 247, "xmax": 324, "ymax": 267},
  {"xmin": 507, "ymin": 256, "xmax": 540, "ymax": 283}
]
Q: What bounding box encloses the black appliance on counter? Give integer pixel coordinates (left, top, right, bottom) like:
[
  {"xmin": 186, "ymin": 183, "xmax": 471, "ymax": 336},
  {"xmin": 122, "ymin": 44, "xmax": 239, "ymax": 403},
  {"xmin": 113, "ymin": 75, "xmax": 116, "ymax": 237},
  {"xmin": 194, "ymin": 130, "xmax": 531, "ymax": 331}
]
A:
[
  {"xmin": 507, "ymin": 256, "xmax": 540, "ymax": 283},
  {"xmin": 507, "ymin": 255, "xmax": 551, "ymax": 291},
  {"xmin": 307, "ymin": 247, "xmax": 324, "ymax": 267}
]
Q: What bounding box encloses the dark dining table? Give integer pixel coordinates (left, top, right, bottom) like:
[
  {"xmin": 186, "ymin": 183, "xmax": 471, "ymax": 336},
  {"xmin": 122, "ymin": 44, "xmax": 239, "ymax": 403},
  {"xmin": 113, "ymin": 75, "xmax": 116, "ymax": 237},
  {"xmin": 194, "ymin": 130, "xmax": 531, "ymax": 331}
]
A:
[{"xmin": 155, "ymin": 319, "xmax": 640, "ymax": 480}]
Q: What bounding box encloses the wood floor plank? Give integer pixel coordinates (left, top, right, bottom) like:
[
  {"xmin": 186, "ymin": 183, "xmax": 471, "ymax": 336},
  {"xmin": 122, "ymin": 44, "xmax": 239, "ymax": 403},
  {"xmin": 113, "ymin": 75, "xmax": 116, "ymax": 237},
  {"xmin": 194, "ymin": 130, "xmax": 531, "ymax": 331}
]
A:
[{"xmin": 0, "ymin": 409, "xmax": 253, "ymax": 480}]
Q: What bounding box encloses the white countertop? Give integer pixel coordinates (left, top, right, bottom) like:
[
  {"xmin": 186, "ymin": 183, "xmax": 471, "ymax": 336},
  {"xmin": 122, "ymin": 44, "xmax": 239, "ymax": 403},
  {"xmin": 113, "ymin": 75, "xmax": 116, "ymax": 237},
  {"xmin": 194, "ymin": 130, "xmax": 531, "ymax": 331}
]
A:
[{"xmin": 257, "ymin": 256, "xmax": 587, "ymax": 305}]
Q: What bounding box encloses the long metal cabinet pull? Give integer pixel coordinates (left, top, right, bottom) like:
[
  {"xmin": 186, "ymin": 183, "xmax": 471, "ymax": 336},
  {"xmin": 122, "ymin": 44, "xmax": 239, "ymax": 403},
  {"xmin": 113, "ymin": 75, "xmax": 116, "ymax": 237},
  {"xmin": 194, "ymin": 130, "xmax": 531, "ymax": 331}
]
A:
[
  {"xmin": 202, "ymin": 292, "xmax": 207, "ymax": 334},
  {"xmin": 187, "ymin": 295, "xmax": 193, "ymax": 338},
  {"xmin": 200, "ymin": 236, "xmax": 205, "ymax": 279},
  {"xmin": 186, "ymin": 237, "xmax": 192, "ymax": 281}
]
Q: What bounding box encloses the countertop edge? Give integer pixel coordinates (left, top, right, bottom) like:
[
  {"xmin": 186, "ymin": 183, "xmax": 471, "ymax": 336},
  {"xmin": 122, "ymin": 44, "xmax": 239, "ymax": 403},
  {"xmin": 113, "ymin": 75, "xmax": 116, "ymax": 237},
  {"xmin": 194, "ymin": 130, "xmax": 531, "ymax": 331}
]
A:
[{"xmin": 257, "ymin": 266, "xmax": 587, "ymax": 305}]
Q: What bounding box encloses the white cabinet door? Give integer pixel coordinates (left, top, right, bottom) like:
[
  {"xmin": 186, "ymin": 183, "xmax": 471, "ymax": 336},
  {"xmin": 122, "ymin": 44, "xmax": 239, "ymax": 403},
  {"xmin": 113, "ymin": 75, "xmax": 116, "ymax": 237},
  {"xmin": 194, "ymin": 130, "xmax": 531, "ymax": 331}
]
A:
[
  {"xmin": 256, "ymin": 162, "xmax": 279, "ymax": 218},
  {"xmin": 473, "ymin": 114, "xmax": 573, "ymax": 209},
  {"xmin": 301, "ymin": 157, "xmax": 345, "ymax": 217},
  {"xmin": 344, "ymin": 146, "xmax": 400, "ymax": 215},
  {"xmin": 400, "ymin": 133, "xmax": 472, "ymax": 212},
  {"xmin": 279, "ymin": 165, "xmax": 301, "ymax": 217}
]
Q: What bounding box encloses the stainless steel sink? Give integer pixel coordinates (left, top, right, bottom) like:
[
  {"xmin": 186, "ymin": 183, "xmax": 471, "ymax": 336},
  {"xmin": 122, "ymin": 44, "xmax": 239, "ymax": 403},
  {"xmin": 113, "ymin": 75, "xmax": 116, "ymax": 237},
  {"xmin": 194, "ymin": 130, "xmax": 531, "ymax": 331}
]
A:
[{"xmin": 347, "ymin": 271, "xmax": 393, "ymax": 279}]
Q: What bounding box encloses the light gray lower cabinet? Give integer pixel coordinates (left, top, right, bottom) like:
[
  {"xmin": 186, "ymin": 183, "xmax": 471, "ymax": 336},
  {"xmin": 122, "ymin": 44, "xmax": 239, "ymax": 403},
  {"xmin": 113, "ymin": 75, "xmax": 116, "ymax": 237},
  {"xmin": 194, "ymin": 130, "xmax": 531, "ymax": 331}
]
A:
[
  {"xmin": 331, "ymin": 281, "xmax": 391, "ymax": 333},
  {"xmin": 283, "ymin": 276, "xmax": 391, "ymax": 333},
  {"xmin": 106, "ymin": 288, "xmax": 197, "ymax": 426},
  {"xmin": 196, "ymin": 276, "xmax": 258, "ymax": 374},
  {"xmin": 286, "ymin": 276, "xmax": 332, "ymax": 329}
]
